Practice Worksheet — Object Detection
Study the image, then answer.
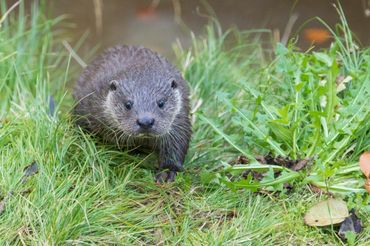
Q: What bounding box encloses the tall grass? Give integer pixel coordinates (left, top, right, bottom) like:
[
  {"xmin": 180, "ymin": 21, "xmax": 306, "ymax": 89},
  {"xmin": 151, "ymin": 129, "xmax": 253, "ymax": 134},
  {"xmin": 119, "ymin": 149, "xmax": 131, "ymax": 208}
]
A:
[{"xmin": 0, "ymin": 1, "xmax": 285, "ymax": 245}]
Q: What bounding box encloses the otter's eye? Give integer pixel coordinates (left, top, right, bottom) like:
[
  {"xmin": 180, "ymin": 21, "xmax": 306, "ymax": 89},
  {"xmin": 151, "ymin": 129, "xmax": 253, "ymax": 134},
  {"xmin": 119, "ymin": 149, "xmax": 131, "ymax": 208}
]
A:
[
  {"xmin": 157, "ymin": 99, "xmax": 165, "ymax": 109},
  {"xmin": 109, "ymin": 80, "xmax": 117, "ymax": 91},
  {"xmin": 171, "ymin": 80, "xmax": 177, "ymax": 89},
  {"xmin": 125, "ymin": 101, "xmax": 133, "ymax": 110}
]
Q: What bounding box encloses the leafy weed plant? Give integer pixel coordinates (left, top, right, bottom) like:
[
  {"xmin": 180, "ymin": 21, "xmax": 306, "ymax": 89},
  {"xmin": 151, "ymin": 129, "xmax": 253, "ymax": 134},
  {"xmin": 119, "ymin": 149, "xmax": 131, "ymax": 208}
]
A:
[{"xmin": 186, "ymin": 6, "xmax": 370, "ymax": 195}]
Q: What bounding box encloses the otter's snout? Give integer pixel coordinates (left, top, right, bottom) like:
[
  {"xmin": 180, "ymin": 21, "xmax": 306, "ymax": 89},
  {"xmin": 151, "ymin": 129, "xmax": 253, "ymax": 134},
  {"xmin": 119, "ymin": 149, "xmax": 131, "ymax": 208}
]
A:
[{"xmin": 137, "ymin": 116, "xmax": 155, "ymax": 129}]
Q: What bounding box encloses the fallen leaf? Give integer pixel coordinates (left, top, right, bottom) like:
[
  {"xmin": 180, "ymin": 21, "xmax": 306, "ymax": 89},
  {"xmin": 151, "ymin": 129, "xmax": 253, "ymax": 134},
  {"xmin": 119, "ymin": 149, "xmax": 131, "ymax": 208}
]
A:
[
  {"xmin": 21, "ymin": 161, "xmax": 38, "ymax": 184},
  {"xmin": 359, "ymin": 152, "xmax": 370, "ymax": 178},
  {"xmin": 262, "ymin": 154, "xmax": 312, "ymax": 171},
  {"xmin": 283, "ymin": 183, "xmax": 293, "ymax": 190},
  {"xmin": 336, "ymin": 75, "xmax": 352, "ymax": 93},
  {"xmin": 255, "ymin": 155, "xmax": 266, "ymax": 163},
  {"xmin": 338, "ymin": 209, "xmax": 363, "ymax": 239},
  {"xmin": 291, "ymin": 158, "xmax": 312, "ymax": 171},
  {"xmin": 229, "ymin": 155, "xmax": 249, "ymax": 165},
  {"xmin": 0, "ymin": 162, "xmax": 38, "ymax": 215},
  {"xmin": 304, "ymin": 198, "xmax": 349, "ymax": 226},
  {"xmin": 23, "ymin": 161, "xmax": 38, "ymax": 177},
  {"xmin": 365, "ymin": 179, "xmax": 370, "ymax": 194}
]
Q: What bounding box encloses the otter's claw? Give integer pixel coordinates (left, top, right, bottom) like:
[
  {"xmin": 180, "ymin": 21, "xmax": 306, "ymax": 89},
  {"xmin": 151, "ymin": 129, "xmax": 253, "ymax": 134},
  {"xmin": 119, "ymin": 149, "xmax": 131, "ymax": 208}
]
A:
[{"xmin": 155, "ymin": 170, "xmax": 176, "ymax": 183}]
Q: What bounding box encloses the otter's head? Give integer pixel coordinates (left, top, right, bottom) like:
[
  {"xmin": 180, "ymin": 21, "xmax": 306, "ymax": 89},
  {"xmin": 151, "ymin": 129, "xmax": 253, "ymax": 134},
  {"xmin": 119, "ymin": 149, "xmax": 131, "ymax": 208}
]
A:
[{"xmin": 103, "ymin": 64, "xmax": 182, "ymax": 138}]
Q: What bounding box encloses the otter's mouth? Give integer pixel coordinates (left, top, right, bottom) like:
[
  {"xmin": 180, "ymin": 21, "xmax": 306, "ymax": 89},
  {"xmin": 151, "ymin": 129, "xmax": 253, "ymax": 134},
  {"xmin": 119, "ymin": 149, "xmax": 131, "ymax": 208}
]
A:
[{"xmin": 136, "ymin": 132, "xmax": 158, "ymax": 138}]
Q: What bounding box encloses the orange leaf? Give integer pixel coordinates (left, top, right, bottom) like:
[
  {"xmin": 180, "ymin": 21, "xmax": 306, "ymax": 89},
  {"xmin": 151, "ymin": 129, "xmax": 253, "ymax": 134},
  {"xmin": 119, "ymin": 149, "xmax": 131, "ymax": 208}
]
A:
[
  {"xmin": 304, "ymin": 28, "xmax": 331, "ymax": 44},
  {"xmin": 136, "ymin": 5, "xmax": 157, "ymax": 20},
  {"xmin": 359, "ymin": 152, "xmax": 370, "ymax": 178},
  {"xmin": 365, "ymin": 179, "xmax": 370, "ymax": 194}
]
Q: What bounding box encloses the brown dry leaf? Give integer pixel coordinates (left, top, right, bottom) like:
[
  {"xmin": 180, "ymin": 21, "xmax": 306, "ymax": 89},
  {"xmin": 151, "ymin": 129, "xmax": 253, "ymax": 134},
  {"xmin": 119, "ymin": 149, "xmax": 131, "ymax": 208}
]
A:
[
  {"xmin": 291, "ymin": 158, "xmax": 312, "ymax": 171},
  {"xmin": 304, "ymin": 198, "xmax": 349, "ymax": 226},
  {"xmin": 229, "ymin": 155, "xmax": 249, "ymax": 165},
  {"xmin": 365, "ymin": 179, "xmax": 370, "ymax": 194},
  {"xmin": 359, "ymin": 152, "xmax": 370, "ymax": 178}
]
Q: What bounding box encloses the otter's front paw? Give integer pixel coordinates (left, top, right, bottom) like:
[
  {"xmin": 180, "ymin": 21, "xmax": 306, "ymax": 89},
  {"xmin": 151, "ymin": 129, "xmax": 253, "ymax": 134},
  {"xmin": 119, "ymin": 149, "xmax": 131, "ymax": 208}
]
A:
[{"xmin": 155, "ymin": 170, "xmax": 177, "ymax": 183}]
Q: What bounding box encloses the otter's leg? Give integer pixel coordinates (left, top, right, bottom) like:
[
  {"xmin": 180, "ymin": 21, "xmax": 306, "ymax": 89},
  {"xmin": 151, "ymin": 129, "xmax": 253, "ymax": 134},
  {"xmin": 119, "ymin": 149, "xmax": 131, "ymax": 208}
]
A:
[
  {"xmin": 155, "ymin": 141, "xmax": 186, "ymax": 183},
  {"xmin": 155, "ymin": 120, "xmax": 191, "ymax": 183}
]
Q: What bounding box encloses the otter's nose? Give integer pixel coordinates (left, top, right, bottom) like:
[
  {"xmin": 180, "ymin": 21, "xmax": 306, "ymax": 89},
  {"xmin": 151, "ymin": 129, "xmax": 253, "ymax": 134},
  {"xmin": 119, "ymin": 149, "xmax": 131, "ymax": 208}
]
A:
[{"xmin": 137, "ymin": 117, "xmax": 155, "ymax": 129}]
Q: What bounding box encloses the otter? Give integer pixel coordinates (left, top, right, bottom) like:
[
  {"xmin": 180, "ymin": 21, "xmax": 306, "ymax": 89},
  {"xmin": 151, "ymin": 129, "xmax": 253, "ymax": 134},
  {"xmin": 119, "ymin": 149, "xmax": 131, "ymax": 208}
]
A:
[{"xmin": 73, "ymin": 45, "xmax": 192, "ymax": 182}]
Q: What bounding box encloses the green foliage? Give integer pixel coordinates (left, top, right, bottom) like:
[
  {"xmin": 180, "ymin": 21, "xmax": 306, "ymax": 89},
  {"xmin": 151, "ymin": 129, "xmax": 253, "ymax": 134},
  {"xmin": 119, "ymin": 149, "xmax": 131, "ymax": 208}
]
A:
[
  {"xmin": 0, "ymin": 1, "xmax": 67, "ymax": 117},
  {"xmin": 185, "ymin": 7, "xmax": 370, "ymax": 195},
  {"xmin": 0, "ymin": 2, "xmax": 284, "ymax": 245}
]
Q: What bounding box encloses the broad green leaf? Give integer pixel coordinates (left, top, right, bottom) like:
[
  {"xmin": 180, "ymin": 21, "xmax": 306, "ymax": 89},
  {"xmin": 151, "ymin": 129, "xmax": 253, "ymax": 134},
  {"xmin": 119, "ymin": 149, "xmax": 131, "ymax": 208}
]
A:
[{"xmin": 314, "ymin": 52, "xmax": 333, "ymax": 67}]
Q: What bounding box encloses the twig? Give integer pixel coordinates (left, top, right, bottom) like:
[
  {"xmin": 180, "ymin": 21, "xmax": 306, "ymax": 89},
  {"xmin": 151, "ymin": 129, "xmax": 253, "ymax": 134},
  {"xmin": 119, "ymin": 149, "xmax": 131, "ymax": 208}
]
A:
[
  {"xmin": 0, "ymin": 0, "xmax": 21, "ymax": 28},
  {"xmin": 93, "ymin": 0, "xmax": 103, "ymax": 35},
  {"xmin": 281, "ymin": 13, "xmax": 299, "ymax": 45},
  {"xmin": 62, "ymin": 40, "xmax": 87, "ymax": 68},
  {"xmin": 172, "ymin": 0, "xmax": 182, "ymax": 23}
]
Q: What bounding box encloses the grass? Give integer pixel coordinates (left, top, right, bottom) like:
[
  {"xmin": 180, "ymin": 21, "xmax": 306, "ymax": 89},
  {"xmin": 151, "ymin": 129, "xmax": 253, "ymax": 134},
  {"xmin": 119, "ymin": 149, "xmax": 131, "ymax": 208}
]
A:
[{"xmin": 0, "ymin": 1, "xmax": 369, "ymax": 245}]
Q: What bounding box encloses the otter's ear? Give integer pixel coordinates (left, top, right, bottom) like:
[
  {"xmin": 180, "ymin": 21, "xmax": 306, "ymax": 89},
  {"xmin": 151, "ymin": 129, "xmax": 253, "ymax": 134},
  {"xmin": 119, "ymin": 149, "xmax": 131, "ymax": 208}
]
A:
[
  {"xmin": 171, "ymin": 79, "xmax": 177, "ymax": 89},
  {"xmin": 109, "ymin": 80, "xmax": 118, "ymax": 91}
]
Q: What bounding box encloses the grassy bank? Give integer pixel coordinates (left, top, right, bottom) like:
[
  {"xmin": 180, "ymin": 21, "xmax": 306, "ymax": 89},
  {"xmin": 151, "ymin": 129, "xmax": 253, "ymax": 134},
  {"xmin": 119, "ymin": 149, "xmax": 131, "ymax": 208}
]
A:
[{"xmin": 0, "ymin": 1, "xmax": 369, "ymax": 245}]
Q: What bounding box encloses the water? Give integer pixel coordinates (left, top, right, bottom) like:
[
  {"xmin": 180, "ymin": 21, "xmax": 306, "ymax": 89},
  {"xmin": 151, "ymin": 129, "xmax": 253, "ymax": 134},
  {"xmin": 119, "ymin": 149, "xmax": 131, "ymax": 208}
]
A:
[{"xmin": 6, "ymin": 0, "xmax": 370, "ymax": 59}]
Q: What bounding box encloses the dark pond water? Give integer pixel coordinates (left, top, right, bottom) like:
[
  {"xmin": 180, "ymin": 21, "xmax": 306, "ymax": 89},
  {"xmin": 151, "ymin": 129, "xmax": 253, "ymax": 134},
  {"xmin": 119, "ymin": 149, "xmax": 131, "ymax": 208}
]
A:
[{"xmin": 7, "ymin": 0, "xmax": 370, "ymax": 59}]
